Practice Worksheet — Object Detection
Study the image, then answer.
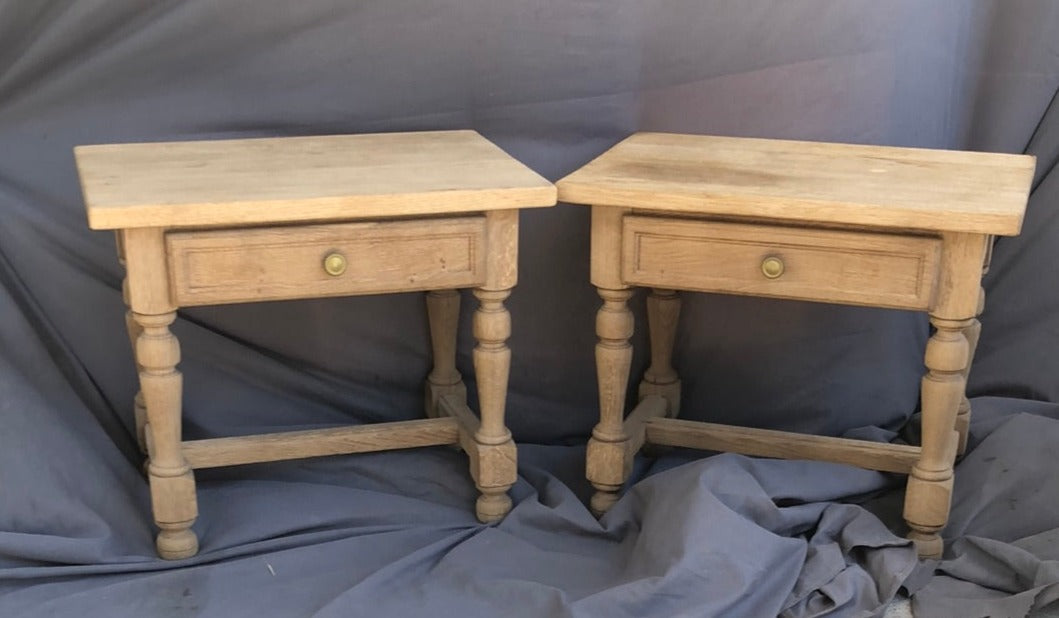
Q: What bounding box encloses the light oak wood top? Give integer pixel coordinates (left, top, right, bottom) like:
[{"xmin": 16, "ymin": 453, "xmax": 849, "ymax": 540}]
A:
[
  {"xmin": 76, "ymin": 130, "xmax": 556, "ymax": 229},
  {"xmin": 557, "ymin": 133, "xmax": 1035, "ymax": 235}
]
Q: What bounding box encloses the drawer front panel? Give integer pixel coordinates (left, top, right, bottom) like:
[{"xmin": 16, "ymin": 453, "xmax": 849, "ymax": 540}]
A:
[
  {"xmin": 621, "ymin": 216, "xmax": 940, "ymax": 310},
  {"xmin": 168, "ymin": 217, "xmax": 486, "ymax": 306}
]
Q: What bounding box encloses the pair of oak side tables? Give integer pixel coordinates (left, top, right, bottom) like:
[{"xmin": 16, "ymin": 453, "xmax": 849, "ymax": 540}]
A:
[{"xmin": 74, "ymin": 130, "xmax": 1034, "ymax": 560}]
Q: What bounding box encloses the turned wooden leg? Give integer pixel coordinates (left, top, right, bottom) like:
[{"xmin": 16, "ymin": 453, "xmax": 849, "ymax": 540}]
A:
[
  {"xmin": 957, "ymin": 237, "xmax": 993, "ymax": 456},
  {"xmin": 122, "ymin": 279, "xmax": 149, "ymax": 455},
  {"xmin": 425, "ymin": 289, "xmax": 467, "ymax": 418},
  {"xmin": 470, "ymin": 287, "xmax": 516, "ymax": 522},
  {"xmin": 639, "ymin": 288, "xmax": 681, "ymax": 417},
  {"xmin": 116, "ymin": 234, "xmax": 149, "ymax": 455},
  {"xmin": 587, "ymin": 287, "xmax": 635, "ymax": 516},
  {"xmin": 906, "ymin": 319, "xmax": 968, "ymax": 558},
  {"xmin": 135, "ymin": 311, "xmax": 198, "ymax": 559},
  {"xmin": 955, "ymin": 286, "xmax": 985, "ymax": 456},
  {"xmin": 123, "ymin": 228, "xmax": 198, "ymax": 559},
  {"xmin": 905, "ymin": 233, "xmax": 985, "ymax": 558}
]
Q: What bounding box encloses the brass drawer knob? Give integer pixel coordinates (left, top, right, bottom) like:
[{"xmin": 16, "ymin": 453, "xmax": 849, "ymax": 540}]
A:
[
  {"xmin": 323, "ymin": 252, "xmax": 347, "ymax": 276},
  {"xmin": 761, "ymin": 256, "xmax": 784, "ymax": 279}
]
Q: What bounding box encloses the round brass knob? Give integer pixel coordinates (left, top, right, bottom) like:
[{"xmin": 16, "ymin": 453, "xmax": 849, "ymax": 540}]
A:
[
  {"xmin": 323, "ymin": 252, "xmax": 347, "ymax": 276},
  {"xmin": 761, "ymin": 256, "xmax": 784, "ymax": 279}
]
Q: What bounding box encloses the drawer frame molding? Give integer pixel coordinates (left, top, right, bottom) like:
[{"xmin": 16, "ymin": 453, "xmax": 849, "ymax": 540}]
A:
[
  {"xmin": 621, "ymin": 215, "xmax": 942, "ymax": 310},
  {"xmin": 166, "ymin": 216, "xmax": 487, "ymax": 306}
]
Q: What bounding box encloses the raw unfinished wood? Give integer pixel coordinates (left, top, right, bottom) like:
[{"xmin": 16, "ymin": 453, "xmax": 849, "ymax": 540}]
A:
[
  {"xmin": 590, "ymin": 206, "xmax": 630, "ymax": 288},
  {"xmin": 437, "ymin": 395, "xmax": 517, "ymax": 521},
  {"xmin": 122, "ymin": 228, "xmax": 175, "ymax": 313},
  {"xmin": 622, "ymin": 216, "xmax": 941, "ymax": 310},
  {"xmin": 638, "ymin": 289, "xmax": 681, "ymax": 417},
  {"xmin": 573, "ymin": 132, "xmax": 1032, "ymax": 559},
  {"xmin": 483, "ymin": 209, "xmax": 519, "ymax": 290},
  {"xmin": 424, "ymin": 290, "xmax": 466, "ymax": 419},
  {"xmin": 930, "ymin": 233, "xmax": 991, "ymax": 320},
  {"xmin": 117, "ymin": 242, "xmax": 148, "ymax": 454},
  {"xmin": 584, "ymin": 395, "xmax": 669, "ymax": 496},
  {"xmin": 166, "ymin": 217, "xmax": 487, "ymax": 306},
  {"xmin": 905, "ymin": 233, "xmax": 987, "ymax": 558},
  {"xmin": 644, "ymin": 418, "xmax": 921, "ymax": 474},
  {"xmin": 438, "ymin": 395, "xmax": 483, "ymax": 456},
  {"xmin": 76, "ymin": 131, "xmax": 556, "ymax": 229},
  {"xmin": 470, "ymin": 287, "xmax": 516, "ymax": 521},
  {"xmin": 123, "ymin": 228, "xmax": 198, "ymax": 560},
  {"xmin": 136, "ymin": 310, "xmax": 198, "ymax": 561},
  {"xmin": 956, "ymin": 285, "xmax": 986, "ymax": 456},
  {"xmin": 557, "ymin": 132, "xmax": 1034, "ymax": 235},
  {"xmin": 182, "ymin": 418, "xmax": 460, "ymax": 469},
  {"xmin": 587, "ymin": 287, "xmax": 635, "ymax": 515},
  {"xmin": 621, "ymin": 395, "xmax": 669, "ymax": 460},
  {"xmin": 124, "ymin": 306, "xmax": 148, "ymax": 454},
  {"xmin": 472, "ymin": 287, "xmax": 513, "ymax": 444},
  {"xmin": 82, "ymin": 131, "xmax": 550, "ymax": 558}
]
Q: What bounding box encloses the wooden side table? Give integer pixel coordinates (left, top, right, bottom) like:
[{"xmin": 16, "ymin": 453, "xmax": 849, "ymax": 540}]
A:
[
  {"xmin": 75, "ymin": 130, "xmax": 556, "ymax": 559},
  {"xmin": 557, "ymin": 133, "xmax": 1034, "ymax": 558}
]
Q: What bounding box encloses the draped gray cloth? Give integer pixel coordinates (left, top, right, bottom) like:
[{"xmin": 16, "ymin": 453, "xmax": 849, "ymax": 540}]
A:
[{"xmin": 1, "ymin": 1, "xmax": 1057, "ymax": 616}]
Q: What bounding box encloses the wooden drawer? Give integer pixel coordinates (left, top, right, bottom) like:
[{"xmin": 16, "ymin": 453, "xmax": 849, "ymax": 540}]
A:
[
  {"xmin": 621, "ymin": 216, "xmax": 941, "ymax": 310},
  {"xmin": 167, "ymin": 217, "xmax": 487, "ymax": 306}
]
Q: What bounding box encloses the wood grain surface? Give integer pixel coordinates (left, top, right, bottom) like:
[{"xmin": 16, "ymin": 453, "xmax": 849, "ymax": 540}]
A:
[
  {"xmin": 557, "ymin": 132, "xmax": 1034, "ymax": 235},
  {"xmin": 77, "ymin": 130, "xmax": 556, "ymax": 229}
]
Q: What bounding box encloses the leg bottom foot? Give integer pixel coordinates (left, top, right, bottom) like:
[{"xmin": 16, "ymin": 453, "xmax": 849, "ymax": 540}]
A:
[
  {"xmin": 476, "ymin": 490, "xmax": 512, "ymax": 523},
  {"xmin": 590, "ymin": 486, "xmax": 620, "ymax": 517},
  {"xmin": 908, "ymin": 530, "xmax": 943, "ymax": 559},
  {"xmin": 157, "ymin": 527, "xmax": 198, "ymax": 560}
]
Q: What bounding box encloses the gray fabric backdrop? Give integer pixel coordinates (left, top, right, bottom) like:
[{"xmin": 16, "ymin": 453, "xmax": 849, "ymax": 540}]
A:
[{"xmin": 1, "ymin": 1, "xmax": 1058, "ymax": 616}]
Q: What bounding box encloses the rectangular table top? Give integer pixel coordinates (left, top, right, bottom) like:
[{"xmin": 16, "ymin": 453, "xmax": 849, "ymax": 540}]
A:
[
  {"xmin": 556, "ymin": 133, "xmax": 1035, "ymax": 235},
  {"xmin": 76, "ymin": 130, "xmax": 556, "ymax": 230}
]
